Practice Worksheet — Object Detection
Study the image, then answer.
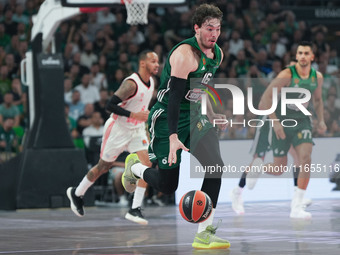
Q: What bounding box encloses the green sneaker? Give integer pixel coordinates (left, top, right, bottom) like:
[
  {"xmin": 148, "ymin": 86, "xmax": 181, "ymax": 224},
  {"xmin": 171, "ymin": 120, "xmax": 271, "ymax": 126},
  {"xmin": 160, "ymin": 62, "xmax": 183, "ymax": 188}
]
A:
[
  {"xmin": 122, "ymin": 153, "xmax": 140, "ymax": 193},
  {"xmin": 192, "ymin": 225, "xmax": 230, "ymax": 249}
]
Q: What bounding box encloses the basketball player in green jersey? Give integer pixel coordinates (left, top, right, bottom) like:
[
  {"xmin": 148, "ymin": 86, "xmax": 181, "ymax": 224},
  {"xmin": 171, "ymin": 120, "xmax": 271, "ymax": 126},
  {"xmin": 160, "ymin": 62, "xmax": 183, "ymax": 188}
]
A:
[
  {"xmin": 247, "ymin": 41, "xmax": 326, "ymax": 219},
  {"xmin": 122, "ymin": 4, "xmax": 230, "ymax": 249}
]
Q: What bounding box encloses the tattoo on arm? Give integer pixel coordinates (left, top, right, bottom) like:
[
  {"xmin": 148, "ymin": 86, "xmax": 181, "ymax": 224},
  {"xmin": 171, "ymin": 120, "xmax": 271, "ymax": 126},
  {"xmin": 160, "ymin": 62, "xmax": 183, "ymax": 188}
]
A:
[{"xmin": 115, "ymin": 80, "xmax": 137, "ymax": 101}]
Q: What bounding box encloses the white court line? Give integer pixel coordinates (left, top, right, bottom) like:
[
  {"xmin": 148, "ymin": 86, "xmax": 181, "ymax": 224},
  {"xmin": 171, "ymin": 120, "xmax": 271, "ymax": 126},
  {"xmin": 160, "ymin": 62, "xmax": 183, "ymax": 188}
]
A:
[{"xmin": 0, "ymin": 242, "xmax": 192, "ymax": 254}]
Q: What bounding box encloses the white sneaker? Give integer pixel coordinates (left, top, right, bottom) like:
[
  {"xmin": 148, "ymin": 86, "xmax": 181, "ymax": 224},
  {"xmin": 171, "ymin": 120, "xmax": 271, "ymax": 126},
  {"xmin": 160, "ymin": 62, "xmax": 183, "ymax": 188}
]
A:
[
  {"xmin": 230, "ymin": 187, "xmax": 245, "ymax": 215},
  {"xmin": 290, "ymin": 204, "xmax": 312, "ymax": 219},
  {"xmin": 246, "ymin": 158, "xmax": 263, "ymax": 190}
]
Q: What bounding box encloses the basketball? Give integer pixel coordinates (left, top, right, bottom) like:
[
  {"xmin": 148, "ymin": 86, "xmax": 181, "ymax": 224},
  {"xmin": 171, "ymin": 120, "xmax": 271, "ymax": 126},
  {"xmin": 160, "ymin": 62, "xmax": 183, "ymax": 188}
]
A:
[{"xmin": 179, "ymin": 190, "xmax": 213, "ymax": 223}]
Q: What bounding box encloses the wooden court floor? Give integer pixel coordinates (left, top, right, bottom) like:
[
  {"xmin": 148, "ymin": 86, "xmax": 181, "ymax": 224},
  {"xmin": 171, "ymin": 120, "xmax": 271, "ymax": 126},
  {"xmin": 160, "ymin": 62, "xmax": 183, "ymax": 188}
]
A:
[{"xmin": 1, "ymin": 199, "xmax": 340, "ymax": 255}]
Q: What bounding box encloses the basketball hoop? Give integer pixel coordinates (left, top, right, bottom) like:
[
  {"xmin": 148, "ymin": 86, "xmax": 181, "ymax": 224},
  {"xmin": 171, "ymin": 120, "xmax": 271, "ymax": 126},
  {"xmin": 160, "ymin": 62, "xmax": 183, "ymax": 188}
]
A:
[{"xmin": 122, "ymin": 0, "xmax": 150, "ymax": 25}]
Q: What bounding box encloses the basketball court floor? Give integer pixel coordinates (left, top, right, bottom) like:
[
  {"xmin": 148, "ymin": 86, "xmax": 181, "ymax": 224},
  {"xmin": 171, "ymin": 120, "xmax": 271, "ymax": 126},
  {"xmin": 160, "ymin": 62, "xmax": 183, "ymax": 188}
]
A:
[{"xmin": 1, "ymin": 199, "xmax": 340, "ymax": 255}]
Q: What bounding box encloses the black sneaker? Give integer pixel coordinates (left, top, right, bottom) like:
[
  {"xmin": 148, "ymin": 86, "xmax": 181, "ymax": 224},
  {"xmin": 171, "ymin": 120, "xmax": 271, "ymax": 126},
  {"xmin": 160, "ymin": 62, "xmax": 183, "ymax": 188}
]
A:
[
  {"xmin": 125, "ymin": 207, "xmax": 148, "ymax": 225},
  {"xmin": 66, "ymin": 187, "xmax": 84, "ymax": 217}
]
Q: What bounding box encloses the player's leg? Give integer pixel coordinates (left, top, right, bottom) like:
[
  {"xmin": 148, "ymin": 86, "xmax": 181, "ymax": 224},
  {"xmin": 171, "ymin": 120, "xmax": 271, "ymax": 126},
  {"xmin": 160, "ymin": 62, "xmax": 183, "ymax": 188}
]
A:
[
  {"xmin": 289, "ymin": 146, "xmax": 312, "ymax": 207},
  {"xmin": 190, "ymin": 128, "xmax": 230, "ymax": 249},
  {"xmin": 67, "ymin": 158, "xmax": 113, "ymax": 217},
  {"xmin": 67, "ymin": 118, "xmax": 125, "ymax": 217},
  {"xmin": 290, "ymin": 142, "xmax": 313, "ymax": 219},
  {"xmin": 244, "ymin": 118, "xmax": 271, "ymax": 190},
  {"xmin": 125, "ymin": 149, "xmax": 151, "ymax": 225}
]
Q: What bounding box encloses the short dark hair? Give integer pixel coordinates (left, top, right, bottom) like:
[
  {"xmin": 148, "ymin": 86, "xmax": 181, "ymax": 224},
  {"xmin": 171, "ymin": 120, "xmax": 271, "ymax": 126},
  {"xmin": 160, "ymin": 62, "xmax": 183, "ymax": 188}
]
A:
[
  {"xmin": 138, "ymin": 50, "xmax": 155, "ymax": 62},
  {"xmin": 192, "ymin": 4, "xmax": 223, "ymax": 28},
  {"xmin": 298, "ymin": 41, "xmax": 313, "ymax": 50}
]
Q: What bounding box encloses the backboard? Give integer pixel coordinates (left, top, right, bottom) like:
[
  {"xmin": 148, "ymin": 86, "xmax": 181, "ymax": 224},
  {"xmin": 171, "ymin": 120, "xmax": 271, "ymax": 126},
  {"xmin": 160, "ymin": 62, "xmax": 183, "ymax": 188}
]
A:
[{"xmin": 61, "ymin": 0, "xmax": 187, "ymax": 7}]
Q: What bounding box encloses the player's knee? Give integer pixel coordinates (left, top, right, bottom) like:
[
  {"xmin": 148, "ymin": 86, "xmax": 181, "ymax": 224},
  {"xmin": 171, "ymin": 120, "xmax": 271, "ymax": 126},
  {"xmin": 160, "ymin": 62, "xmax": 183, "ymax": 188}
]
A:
[{"xmin": 300, "ymin": 154, "xmax": 311, "ymax": 166}]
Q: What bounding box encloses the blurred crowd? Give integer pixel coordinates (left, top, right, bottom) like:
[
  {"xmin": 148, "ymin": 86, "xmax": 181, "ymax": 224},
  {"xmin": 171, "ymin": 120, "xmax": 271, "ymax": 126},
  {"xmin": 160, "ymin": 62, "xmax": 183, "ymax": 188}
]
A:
[{"xmin": 0, "ymin": 0, "xmax": 340, "ymax": 164}]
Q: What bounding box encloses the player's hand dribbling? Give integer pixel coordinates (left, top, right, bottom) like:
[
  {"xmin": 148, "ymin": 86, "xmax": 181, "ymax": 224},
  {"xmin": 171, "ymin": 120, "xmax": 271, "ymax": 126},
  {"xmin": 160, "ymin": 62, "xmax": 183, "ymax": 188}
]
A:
[
  {"xmin": 168, "ymin": 134, "xmax": 189, "ymax": 166},
  {"xmin": 131, "ymin": 110, "xmax": 150, "ymax": 122},
  {"xmin": 317, "ymin": 121, "xmax": 327, "ymax": 135},
  {"xmin": 273, "ymin": 121, "xmax": 286, "ymax": 140}
]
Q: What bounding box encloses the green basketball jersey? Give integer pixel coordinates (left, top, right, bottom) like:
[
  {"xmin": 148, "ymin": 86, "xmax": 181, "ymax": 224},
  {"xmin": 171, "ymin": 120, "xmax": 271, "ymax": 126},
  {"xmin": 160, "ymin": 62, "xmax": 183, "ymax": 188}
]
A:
[
  {"xmin": 156, "ymin": 36, "xmax": 222, "ymax": 111},
  {"xmin": 276, "ymin": 65, "xmax": 318, "ymax": 119}
]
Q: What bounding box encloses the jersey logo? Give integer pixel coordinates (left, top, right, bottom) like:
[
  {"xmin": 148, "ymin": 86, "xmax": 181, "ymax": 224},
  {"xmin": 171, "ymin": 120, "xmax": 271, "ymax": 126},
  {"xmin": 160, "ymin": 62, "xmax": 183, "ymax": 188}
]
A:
[
  {"xmin": 185, "ymin": 88, "xmax": 203, "ymax": 102},
  {"xmin": 201, "ymin": 66, "xmax": 206, "ymax": 71}
]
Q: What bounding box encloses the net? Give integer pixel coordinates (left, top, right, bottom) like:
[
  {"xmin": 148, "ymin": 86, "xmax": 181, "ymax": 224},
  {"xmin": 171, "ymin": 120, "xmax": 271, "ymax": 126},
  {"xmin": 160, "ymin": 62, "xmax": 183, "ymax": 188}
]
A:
[{"xmin": 122, "ymin": 0, "xmax": 150, "ymax": 25}]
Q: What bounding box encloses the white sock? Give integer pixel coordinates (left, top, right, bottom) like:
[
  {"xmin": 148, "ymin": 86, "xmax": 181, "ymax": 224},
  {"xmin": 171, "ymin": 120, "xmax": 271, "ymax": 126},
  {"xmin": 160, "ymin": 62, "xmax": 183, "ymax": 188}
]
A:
[
  {"xmin": 235, "ymin": 186, "xmax": 243, "ymax": 194},
  {"xmin": 197, "ymin": 209, "xmax": 215, "ymax": 233},
  {"xmin": 131, "ymin": 163, "xmax": 148, "ymax": 179},
  {"xmin": 293, "ymin": 187, "xmax": 306, "ymax": 205},
  {"xmin": 75, "ymin": 176, "xmax": 94, "ymax": 197},
  {"xmin": 132, "ymin": 186, "xmax": 146, "ymax": 209}
]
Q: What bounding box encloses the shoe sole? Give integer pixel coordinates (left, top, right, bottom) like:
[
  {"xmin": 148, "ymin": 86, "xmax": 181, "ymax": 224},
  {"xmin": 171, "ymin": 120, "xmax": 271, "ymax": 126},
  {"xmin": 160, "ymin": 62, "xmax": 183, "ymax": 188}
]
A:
[
  {"xmin": 125, "ymin": 212, "xmax": 148, "ymax": 225},
  {"xmin": 66, "ymin": 188, "xmax": 84, "ymax": 217},
  {"xmin": 192, "ymin": 242, "xmax": 231, "ymax": 249},
  {"xmin": 122, "ymin": 154, "xmax": 139, "ymax": 193}
]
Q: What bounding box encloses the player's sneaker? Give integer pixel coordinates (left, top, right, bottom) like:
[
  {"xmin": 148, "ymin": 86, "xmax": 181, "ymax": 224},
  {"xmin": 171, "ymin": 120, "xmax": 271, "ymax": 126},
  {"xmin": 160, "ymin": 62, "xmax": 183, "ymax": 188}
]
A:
[
  {"xmin": 230, "ymin": 187, "xmax": 245, "ymax": 215},
  {"xmin": 192, "ymin": 225, "xmax": 230, "ymax": 249},
  {"xmin": 290, "ymin": 203, "xmax": 312, "ymax": 219},
  {"xmin": 125, "ymin": 207, "xmax": 148, "ymax": 225},
  {"xmin": 122, "ymin": 153, "xmax": 140, "ymax": 193},
  {"xmin": 66, "ymin": 187, "xmax": 84, "ymax": 217},
  {"xmin": 246, "ymin": 158, "xmax": 263, "ymax": 190}
]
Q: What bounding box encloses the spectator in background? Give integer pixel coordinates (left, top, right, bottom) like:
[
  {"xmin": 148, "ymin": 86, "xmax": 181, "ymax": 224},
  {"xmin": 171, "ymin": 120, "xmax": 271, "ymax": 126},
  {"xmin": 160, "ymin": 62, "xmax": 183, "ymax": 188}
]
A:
[
  {"xmin": 97, "ymin": 8, "xmax": 116, "ymax": 25},
  {"xmin": 0, "ymin": 65, "xmax": 11, "ymax": 95},
  {"xmin": 77, "ymin": 103, "xmax": 94, "ymax": 135},
  {"xmin": 9, "ymin": 78, "xmax": 25, "ymax": 109},
  {"xmin": 93, "ymin": 30, "xmax": 106, "ymax": 55},
  {"xmin": 83, "ymin": 112, "xmax": 104, "ymax": 158},
  {"xmin": 0, "ymin": 23, "xmax": 10, "ymax": 48},
  {"xmin": 5, "ymin": 53, "xmax": 18, "ymax": 78},
  {"xmin": 74, "ymin": 73, "xmax": 100, "ymax": 104},
  {"xmin": 68, "ymin": 90, "xmax": 85, "ymax": 121},
  {"xmin": 267, "ymin": 60, "xmax": 282, "ymax": 80},
  {"xmin": 72, "ymin": 52, "xmax": 90, "ymax": 77},
  {"xmin": 64, "ymin": 103, "xmax": 78, "ymax": 139},
  {"xmin": 12, "ymin": 4, "xmax": 29, "ymax": 25},
  {"xmin": 243, "ymin": 0, "xmax": 265, "ymax": 32},
  {"xmin": 94, "ymin": 89, "xmax": 110, "ymax": 121},
  {"xmin": 232, "ymin": 49, "xmax": 251, "ymax": 78},
  {"xmin": 0, "ymin": 117, "xmax": 18, "ymax": 163},
  {"xmin": 66, "ymin": 64, "xmax": 81, "ymax": 87},
  {"xmin": 80, "ymin": 41, "xmax": 98, "ymax": 70},
  {"xmin": 64, "ymin": 78, "xmax": 73, "ymax": 104},
  {"xmin": 0, "ymin": 93, "xmax": 20, "ymax": 127},
  {"xmin": 1, "ymin": 9, "xmax": 17, "ymax": 36},
  {"xmin": 90, "ymin": 62, "xmax": 107, "ymax": 90},
  {"xmin": 229, "ymin": 30, "xmax": 244, "ymax": 58}
]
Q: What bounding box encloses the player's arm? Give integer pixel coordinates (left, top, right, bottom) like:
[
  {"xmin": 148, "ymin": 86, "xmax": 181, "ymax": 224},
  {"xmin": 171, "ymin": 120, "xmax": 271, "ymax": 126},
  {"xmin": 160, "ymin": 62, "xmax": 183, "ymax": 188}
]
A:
[
  {"xmin": 259, "ymin": 68, "xmax": 291, "ymax": 139},
  {"xmin": 106, "ymin": 79, "xmax": 148, "ymax": 121},
  {"xmin": 168, "ymin": 44, "xmax": 198, "ymax": 135},
  {"xmin": 313, "ymin": 71, "xmax": 327, "ymax": 134},
  {"xmin": 167, "ymin": 45, "xmax": 197, "ymax": 165}
]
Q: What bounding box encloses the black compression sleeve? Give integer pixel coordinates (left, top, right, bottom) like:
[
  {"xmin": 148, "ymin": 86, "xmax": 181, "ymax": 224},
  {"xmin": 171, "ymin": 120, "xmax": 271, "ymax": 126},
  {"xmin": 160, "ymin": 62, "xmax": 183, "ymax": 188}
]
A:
[
  {"xmin": 106, "ymin": 95, "xmax": 131, "ymax": 117},
  {"xmin": 167, "ymin": 76, "xmax": 187, "ymax": 135}
]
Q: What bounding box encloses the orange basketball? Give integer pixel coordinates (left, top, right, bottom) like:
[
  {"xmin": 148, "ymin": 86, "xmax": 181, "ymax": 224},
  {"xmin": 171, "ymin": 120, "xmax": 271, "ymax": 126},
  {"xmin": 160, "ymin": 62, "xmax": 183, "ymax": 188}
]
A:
[{"xmin": 179, "ymin": 190, "xmax": 213, "ymax": 223}]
